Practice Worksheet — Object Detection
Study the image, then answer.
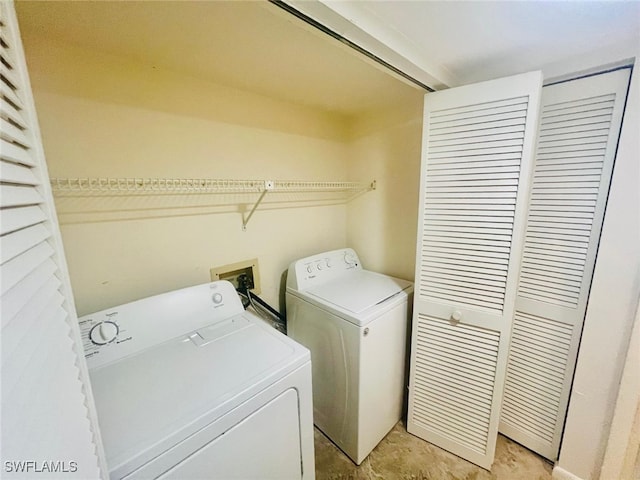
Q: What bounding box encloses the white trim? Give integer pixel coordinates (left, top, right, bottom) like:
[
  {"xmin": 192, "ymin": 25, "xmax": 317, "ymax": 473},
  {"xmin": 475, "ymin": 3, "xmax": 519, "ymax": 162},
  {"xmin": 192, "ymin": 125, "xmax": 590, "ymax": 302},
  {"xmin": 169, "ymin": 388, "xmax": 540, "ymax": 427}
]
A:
[
  {"xmin": 544, "ymin": 58, "xmax": 635, "ymax": 86},
  {"xmin": 282, "ymin": 0, "xmax": 456, "ymax": 89},
  {"xmin": 552, "ymin": 465, "xmax": 584, "ymax": 480}
]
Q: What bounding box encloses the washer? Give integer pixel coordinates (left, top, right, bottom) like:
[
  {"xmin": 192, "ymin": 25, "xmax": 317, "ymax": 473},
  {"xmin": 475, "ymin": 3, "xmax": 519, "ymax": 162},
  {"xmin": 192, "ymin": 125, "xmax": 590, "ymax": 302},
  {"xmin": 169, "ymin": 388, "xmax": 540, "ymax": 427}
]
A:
[
  {"xmin": 79, "ymin": 280, "xmax": 314, "ymax": 479},
  {"xmin": 285, "ymin": 248, "xmax": 413, "ymax": 464}
]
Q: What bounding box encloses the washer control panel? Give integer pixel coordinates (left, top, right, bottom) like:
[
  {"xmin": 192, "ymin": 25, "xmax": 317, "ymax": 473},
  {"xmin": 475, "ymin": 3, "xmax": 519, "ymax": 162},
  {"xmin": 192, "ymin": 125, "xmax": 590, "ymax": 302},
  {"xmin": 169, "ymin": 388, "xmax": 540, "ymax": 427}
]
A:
[
  {"xmin": 79, "ymin": 281, "xmax": 244, "ymax": 370},
  {"xmin": 287, "ymin": 248, "xmax": 362, "ymax": 291}
]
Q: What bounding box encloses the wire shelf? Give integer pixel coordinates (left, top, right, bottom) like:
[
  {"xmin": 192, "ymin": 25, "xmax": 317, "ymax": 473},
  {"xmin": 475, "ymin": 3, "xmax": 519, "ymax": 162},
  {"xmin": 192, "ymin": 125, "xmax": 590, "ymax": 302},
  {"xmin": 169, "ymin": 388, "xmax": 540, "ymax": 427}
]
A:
[
  {"xmin": 50, "ymin": 178, "xmax": 374, "ymax": 195},
  {"xmin": 49, "ymin": 177, "xmax": 375, "ymax": 230}
]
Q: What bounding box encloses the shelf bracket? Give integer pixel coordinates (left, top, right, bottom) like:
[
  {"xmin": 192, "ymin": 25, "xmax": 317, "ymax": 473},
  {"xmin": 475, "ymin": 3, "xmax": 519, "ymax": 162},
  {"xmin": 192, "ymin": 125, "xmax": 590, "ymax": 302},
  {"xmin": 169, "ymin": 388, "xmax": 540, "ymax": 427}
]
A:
[{"xmin": 242, "ymin": 180, "xmax": 274, "ymax": 231}]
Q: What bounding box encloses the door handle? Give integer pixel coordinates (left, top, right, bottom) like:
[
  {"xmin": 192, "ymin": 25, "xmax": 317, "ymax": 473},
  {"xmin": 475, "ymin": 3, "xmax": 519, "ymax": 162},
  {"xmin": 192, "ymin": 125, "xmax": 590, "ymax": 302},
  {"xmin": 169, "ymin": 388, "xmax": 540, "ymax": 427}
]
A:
[{"xmin": 451, "ymin": 310, "xmax": 463, "ymax": 324}]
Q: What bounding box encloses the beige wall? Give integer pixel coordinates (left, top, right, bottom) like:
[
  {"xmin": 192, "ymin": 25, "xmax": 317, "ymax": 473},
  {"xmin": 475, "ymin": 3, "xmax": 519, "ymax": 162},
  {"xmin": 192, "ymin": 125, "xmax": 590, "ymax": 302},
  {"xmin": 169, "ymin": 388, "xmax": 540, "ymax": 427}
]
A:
[
  {"xmin": 347, "ymin": 100, "xmax": 424, "ymax": 282},
  {"xmin": 24, "ymin": 38, "xmax": 355, "ymax": 315}
]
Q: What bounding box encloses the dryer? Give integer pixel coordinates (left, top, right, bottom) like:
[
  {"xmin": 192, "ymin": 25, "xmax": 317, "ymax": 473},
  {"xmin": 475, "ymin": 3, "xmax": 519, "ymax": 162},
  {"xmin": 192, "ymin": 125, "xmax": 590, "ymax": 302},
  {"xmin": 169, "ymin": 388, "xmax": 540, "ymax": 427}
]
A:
[
  {"xmin": 286, "ymin": 248, "xmax": 413, "ymax": 464},
  {"xmin": 79, "ymin": 280, "xmax": 314, "ymax": 479}
]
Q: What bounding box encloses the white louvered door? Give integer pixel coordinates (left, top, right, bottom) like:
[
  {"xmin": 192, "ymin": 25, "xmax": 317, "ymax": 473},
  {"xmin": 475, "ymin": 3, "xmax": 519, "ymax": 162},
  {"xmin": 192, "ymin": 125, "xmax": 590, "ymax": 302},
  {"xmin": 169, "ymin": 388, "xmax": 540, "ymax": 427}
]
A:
[
  {"xmin": 407, "ymin": 72, "xmax": 542, "ymax": 469},
  {"xmin": 499, "ymin": 68, "xmax": 631, "ymax": 461},
  {"xmin": 1, "ymin": 3, "xmax": 107, "ymax": 477}
]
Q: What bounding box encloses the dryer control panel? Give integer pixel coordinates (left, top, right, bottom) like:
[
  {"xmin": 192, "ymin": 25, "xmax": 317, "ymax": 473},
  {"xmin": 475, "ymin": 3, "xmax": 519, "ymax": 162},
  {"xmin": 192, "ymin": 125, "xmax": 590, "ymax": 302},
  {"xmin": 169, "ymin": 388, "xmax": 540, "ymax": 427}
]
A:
[
  {"xmin": 79, "ymin": 281, "xmax": 244, "ymax": 369},
  {"xmin": 287, "ymin": 248, "xmax": 362, "ymax": 291}
]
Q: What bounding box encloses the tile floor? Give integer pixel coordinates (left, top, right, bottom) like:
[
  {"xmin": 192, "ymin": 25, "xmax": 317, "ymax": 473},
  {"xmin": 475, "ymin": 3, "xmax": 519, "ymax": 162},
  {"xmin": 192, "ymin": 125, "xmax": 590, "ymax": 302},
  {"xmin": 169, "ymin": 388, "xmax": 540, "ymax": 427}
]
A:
[{"xmin": 314, "ymin": 422, "xmax": 553, "ymax": 480}]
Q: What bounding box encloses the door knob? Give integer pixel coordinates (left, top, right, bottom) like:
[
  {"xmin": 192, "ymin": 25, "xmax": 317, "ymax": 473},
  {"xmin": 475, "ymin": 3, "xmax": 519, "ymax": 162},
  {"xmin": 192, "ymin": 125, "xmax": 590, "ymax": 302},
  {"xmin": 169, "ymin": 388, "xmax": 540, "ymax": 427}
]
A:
[{"xmin": 451, "ymin": 310, "xmax": 463, "ymax": 324}]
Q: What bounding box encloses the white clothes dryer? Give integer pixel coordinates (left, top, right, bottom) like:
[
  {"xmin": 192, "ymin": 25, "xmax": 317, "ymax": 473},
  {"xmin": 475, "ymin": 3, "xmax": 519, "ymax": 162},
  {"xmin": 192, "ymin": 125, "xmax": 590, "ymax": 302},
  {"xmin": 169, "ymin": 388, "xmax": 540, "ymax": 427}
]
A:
[
  {"xmin": 79, "ymin": 280, "xmax": 314, "ymax": 479},
  {"xmin": 286, "ymin": 248, "xmax": 413, "ymax": 465}
]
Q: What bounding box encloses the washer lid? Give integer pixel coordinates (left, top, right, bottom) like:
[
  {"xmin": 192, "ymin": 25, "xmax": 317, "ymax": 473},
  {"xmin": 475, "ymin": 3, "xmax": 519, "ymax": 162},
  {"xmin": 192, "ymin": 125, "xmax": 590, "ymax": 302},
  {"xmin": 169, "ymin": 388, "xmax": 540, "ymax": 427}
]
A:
[
  {"xmin": 305, "ymin": 270, "xmax": 412, "ymax": 314},
  {"xmin": 90, "ymin": 312, "xmax": 309, "ymax": 479}
]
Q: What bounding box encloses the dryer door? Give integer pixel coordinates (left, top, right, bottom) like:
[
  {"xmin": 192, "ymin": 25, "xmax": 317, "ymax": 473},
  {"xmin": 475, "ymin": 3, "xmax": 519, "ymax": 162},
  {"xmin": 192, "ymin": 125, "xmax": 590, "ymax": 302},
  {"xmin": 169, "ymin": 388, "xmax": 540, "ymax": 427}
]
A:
[
  {"xmin": 158, "ymin": 389, "xmax": 302, "ymax": 480},
  {"xmin": 123, "ymin": 386, "xmax": 305, "ymax": 480}
]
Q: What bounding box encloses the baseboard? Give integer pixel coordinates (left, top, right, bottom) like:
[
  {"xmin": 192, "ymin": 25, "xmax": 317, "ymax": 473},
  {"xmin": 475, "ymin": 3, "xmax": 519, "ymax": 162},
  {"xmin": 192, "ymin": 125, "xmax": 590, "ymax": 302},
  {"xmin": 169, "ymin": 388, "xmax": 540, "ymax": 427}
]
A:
[{"xmin": 552, "ymin": 465, "xmax": 584, "ymax": 480}]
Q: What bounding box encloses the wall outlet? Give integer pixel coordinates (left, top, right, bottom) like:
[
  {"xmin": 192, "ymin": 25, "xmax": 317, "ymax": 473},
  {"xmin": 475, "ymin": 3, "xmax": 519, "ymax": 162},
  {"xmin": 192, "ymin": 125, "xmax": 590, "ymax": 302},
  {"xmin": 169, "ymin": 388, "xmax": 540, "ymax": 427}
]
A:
[{"xmin": 210, "ymin": 258, "xmax": 261, "ymax": 294}]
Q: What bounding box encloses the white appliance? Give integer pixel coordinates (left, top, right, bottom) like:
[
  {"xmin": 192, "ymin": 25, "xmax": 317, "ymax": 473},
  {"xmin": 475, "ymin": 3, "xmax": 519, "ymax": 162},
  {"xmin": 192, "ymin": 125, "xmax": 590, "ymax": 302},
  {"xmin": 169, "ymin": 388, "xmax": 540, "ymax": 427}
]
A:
[
  {"xmin": 79, "ymin": 281, "xmax": 315, "ymax": 479},
  {"xmin": 285, "ymin": 248, "xmax": 413, "ymax": 464}
]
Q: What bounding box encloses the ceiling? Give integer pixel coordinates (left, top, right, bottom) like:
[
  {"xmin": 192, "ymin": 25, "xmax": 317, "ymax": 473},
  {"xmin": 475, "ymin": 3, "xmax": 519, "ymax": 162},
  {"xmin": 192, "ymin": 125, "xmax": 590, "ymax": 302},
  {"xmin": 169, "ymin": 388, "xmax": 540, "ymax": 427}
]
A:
[
  {"xmin": 15, "ymin": 1, "xmax": 424, "ymax": 117},
  {"xmin": 350, "ymin": 0, "xmax": 640, "ymax": 85},
  {"xmin": 16, "ymin": 1, "xmax": 640, "ymax": 116}
]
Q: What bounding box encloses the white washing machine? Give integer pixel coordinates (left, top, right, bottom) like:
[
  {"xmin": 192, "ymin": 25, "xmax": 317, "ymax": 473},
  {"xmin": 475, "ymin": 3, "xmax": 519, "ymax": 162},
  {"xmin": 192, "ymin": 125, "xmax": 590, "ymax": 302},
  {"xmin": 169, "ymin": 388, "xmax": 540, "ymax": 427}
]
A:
[
  {"xmin": 286, "ymin": 248, "xmax": 413, "ymax": 465},
  {"xmin": 79, "ymin": 280, "xmax": 314, "ymax": 479}
]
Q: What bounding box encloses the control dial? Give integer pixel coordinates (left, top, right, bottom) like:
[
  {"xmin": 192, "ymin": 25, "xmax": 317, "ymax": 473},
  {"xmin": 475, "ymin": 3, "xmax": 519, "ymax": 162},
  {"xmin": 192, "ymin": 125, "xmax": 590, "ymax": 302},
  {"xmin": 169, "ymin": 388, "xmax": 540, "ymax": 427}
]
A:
[
  {"xmin": 212, "ymin": 292, "xmax": 223, "ymax": 305},
  {"xmin": 344, "ymin": 251, "xmax": 358, "ymax": 266},
  {"xmin": 89, "ymin": 321, "xmax": 119, "ymax": 345}
]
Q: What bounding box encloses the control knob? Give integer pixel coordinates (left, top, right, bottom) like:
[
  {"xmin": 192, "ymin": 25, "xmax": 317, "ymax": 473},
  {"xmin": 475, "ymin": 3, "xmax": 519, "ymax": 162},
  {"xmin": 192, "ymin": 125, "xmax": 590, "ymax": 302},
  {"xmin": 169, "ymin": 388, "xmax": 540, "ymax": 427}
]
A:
[
  {"xmin": 212, "ymin": 293, "xmax": 223, "ymax": 304},
  {"xmin": 344, "ymin": 252, "xmax": 358, "ymax": 266},
  {"xmin": 89, "ymin": 321, "xmax": 119, "ymax": 345}
]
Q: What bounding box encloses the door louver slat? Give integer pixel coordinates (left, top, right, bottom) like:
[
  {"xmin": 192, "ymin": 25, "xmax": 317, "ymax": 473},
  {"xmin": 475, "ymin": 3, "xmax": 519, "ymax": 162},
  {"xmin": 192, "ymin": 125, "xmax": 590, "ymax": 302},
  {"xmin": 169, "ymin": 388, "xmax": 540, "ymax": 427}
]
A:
[
  {"xmin": 541, "ymin": 93, "xmax": 614, "ymax": 111},
  {"xmin": 0, "ymin": 223, "xmax": 50, "ymax": 263},
  {"xmin": 421, "ymin": 274, "xmax": 506, "ymax": 293},
  {"xmin": 1, "ymin": 262, "xmax": 58, "ymax": 328},
  {"xmin": 2, "ymin": 289, "xmax": 64, "ymax": 394},
  {"xmin": 0, "ymin": 114, "xmax": 29, "ymax": 146},
  {"xmin": 424, "ymin": 237, "xmax": 511, "ymax": 250},
  {"xmin": 0, "ymin": 61, "xmax": 20, "ymax": 92},
  {"xmin": 505, "ymin": 366, "xmax": 564, "ymax": 399},
  {"xmin": 1, "ymin": 158, "xmax": 40, "ymax": 184},
  {"xmin": 1, "ymin": 241, "xmax": 54, "ymax": 295},
  {"xmin": 523, "ymin": 268, "xmax": 582, "ymax": 288},
  {"xmin": 430, "ymin": 132, "xmax": 524, "ymax": 147},
  {"xmin": 1, "ymin": 96, "xmax": 27, "ymax": 129},
  {"xmin": 0, "ymin": 78, "xmax": 24, "ymax": 111},
  {"xmin": 0, "ymin": 204, "xmax": 46, "ymax": 235},
  {"xmin": 524, "ymin": 246, "xmax": 587, "ymax": 261},
  {"xmin": 506, "ymin": 359, "xmax": 566, "ymax": 392},
  {"xmin": 430, "ymin": 98, "xmax": 529, "ymax": 118},
  {"xmin": 428, "ymin": 153, "xmax": 524, "ymax": 166},
  {"xmin": 1, "ymin": 137, "xmax": 34, "ymax": 166},
  {"xmin": 414, "ymin": 364, "xmax": 496, "ymax": 398},
  {"xmin": 0, "ymin": 184, "xmax": 43, "ymax": 207}
]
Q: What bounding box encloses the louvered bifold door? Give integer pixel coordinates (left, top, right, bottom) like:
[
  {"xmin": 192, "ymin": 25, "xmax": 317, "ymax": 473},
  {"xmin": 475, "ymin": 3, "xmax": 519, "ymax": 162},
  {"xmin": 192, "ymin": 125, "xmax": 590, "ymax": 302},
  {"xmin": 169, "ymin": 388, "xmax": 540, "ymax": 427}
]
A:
[
  {"xmin": 0, "ymin": 3, "xmax": 107, "ymax": 478},
  {"xmin": 499, "ymin": 68, "xmax": 631, "ymax": 461},
  {"xmin": 407, "ymin": 72, "xmax": 542, "ymax": 470}
]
